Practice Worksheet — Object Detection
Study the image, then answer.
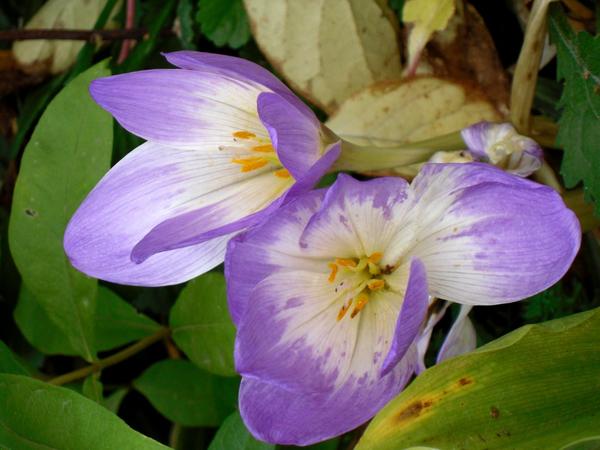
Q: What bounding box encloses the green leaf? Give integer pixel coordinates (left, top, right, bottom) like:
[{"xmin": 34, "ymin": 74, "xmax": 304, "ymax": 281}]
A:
[
  {"xmin": 560, "ymin": 436, "xmax": 600, "ymax": 450},
  {"xmin": 104, "ymin": 388, "xmax": 128, "ymax": 414},
  {"xmin": 197, "ymin": 0, "xmax": 250, "ymax": 48},
  {"xmin": 134, "ymin": 359, "xmax": 239, "ymax": 427},
  {"xmin": 357, "ymin": 308, "xmax": 600, "ymax": 450},
  {"xmin": 83, "ymin": 373, "xmax": 103, "ymax": 404},
  {"xmin": 0, "ymin": 374, "xmax": 169, "ymax": 449},
  {"xmin": 0, "ymin": 341, "xmax": 29, "ymax": 375},
  {"xmin": 8, "ymin": 61, "xmax": 113, "ymax": 362},
  {"xmin": 208, "ymin": 411, "xmax": 274, "ymax": 450},
  {"xmin": 177, "ymin": 0, "xmax": 197, "ymax": 49},
  {"xmin": 549, "ymin": 4, "xmax": 600, "ymax": 213},
  {"xmin": 15, "ymin": 284, "xmax": 160, "ymax": 355},
  {"xmin": 170, "ymin": 272, "xmax": 236, "ymax": 376},
  {"xmin": 95, "ymin": 286, "xmax": 161, "ymax": 351}
]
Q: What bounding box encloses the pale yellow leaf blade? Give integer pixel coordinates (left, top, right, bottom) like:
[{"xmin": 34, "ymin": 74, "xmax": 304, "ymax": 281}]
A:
[{"xmin": 244, "ymin": 0, "xmax": 402, "ymax": 113}]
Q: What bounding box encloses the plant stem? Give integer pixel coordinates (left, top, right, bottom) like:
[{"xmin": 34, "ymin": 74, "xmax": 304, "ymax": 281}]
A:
[
  {"xmin": 48, "ymin": 327, "xmax": 170, "ymax": 386},
  {"xmin": 117, "ymin": 0, "xmax": 137, "ymax": 64},
  {"xmin": 0, "ymin": 28, "xmax": 174, "ymax": 42}
]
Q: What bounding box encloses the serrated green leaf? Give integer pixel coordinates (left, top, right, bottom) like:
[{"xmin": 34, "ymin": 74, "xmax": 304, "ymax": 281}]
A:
[
  {"xmin": 8, "ymin": 61, "xmax": 113, "ymax": 362},
  {"xmin": 549, "ymin": 4, "xmax": 600, "ymax": 213},
  {"xmin": 0, "ymin": 341, "xmax": 29, "ymax": 375},
  {"xmin": 95, "ymin": 286, "xmax": 161, "ymax": 351},
  {"xmin": 170, "ymin": 272, "xmax": 236, "ymax": 376},
  {"xmin": 134, "ymin": 359, "xmax": 238, "ymax": 427},
  {"xmin": 208, "ymin": 411, "xmax": 274, "ymax": 450},
  {"xmin": 83, "ymin": 373, "xmax": 103, "ymax": 404},
  {"xmin": 357, "ymin": 308, "xmax": 600, "ymax": 450},
  {"xmin": 197, "ymin": 0, "xmax": 250, "ymax": 48},
  {"xmin": 0, "ymin": 374, "xmax": 169, "ymax": 449}
]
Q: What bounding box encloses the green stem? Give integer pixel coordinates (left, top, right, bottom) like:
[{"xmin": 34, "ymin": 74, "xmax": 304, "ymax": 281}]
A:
[
  {"xmin": 334, "ymin": 130, "xmax": 466, "ymax": 172},
  {"xmin": 48, "ymin": 327, "xmax": 170, "ymax": 386}
]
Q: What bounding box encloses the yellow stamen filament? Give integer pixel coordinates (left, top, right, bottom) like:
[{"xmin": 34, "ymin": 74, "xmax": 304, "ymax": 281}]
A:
[
  {"xmin": 367, "ymin": 279, "xmax": 385, "ymax": 291},
  {"xmin": 252, "ymin": 144, "xmax": 275, "ymax": 153},
  {"xmin": 231, "ymin": 156, "xmax": 269, "ymax": 172},
  {"xmin": 368, "ymin": 252, "xmax": 383, "ymax": 263},
  {"xmin": 336, "ymin": 258, "xmax": 357, "ymax": 268},
  {"xmin": 327, "ymin": 263, "xmax": 338, "ymax": 283},
  {"xmin": 337, "ymin": 298, "xmax": 353, "ymax": 321},
  {"xmin": 233, "ymin": 131, "xmax": 256, "ymax": 139},
  {"xmin": 274, "ymin": 169, "xmax": 292, "ymax": 179},
  {"xmin": 351, "ymin": 293, "xmax": 370, "ymax": 318}
]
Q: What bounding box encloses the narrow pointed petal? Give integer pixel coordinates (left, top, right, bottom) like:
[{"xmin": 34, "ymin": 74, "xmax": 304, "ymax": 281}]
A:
[
  {"xmin": 407, "ymin": 163, "xmax": 581, "ymax": 305},
  {"xmin": 380, "ymin": 258, "xmax": 429, "ymax": 376},
  {"xmin": 64, "ymin": 141, "xmax": 266, "ymax": 286},
  {"xmin": 239, "ymin": 348, "xmax": 416, "ymax": 445},
  {"xmin": 90, "ymin": 69, "xmax": 267, "ymax": 148},
  {"xmin": 257, "ymin": 92, "xmax": 322, "ymax": 179},
  {"xmin": 163, "ymin": 51, "xmax": 316, "ymax": 121},
  {"xmin": 437, "ymin": 305, "xmax": 476, "ymax": 363},
  {"xmin": 300, "ymin": 174, "xmax": 410, "ymax": 259},
  {"xmin": 415, "ymin": 300, "xmax": 449, "ymax": 374}
]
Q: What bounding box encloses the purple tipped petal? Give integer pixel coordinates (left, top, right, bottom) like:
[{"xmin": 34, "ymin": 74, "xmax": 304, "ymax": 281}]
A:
[
  {"xmin": 163, "ymin": 51, "xmax": 316, "ymax": 121},
  {"xmin": 64, "ymin": 141, "xmax": 268, "ymax": 286},
  {"xmin": 461, "ymin": 121, "xmax": 543, "ymax": 177},
  {"xmin": 90, "ymin": 69, "xmax": 267, "ymax": 147},
  {"xmin": 380, "ymin": 258, "xmax": 429, "ymax": 376},
  {"xmin": 408, "ymin": 163, "xmax": 581, "ymax": 304},
  {"xmin": 257, "ymin": 92, "xmax": 322, "ymax": 179},
  {"xmin": 437, "ymin": 305, "xmax": 476, "ymax": 363},
  {"xmin": 239, "ymin": 348, "xmax": 416, "ymax": 445}
]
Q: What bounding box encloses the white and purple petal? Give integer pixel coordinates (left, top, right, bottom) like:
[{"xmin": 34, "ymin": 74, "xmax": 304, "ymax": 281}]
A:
[
  {"xmin": 407, "ymin": 163, "xmax": 581, "ymax": 305},
  {"xmin": 437, "ymin": 305, "xmax": 476, "ymax": 363}
]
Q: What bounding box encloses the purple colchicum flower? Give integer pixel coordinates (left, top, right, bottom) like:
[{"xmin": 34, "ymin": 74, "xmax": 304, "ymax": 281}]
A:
[
  {"xmin": 226, "ymin": 163, "xmax": 580, "ymax": 445},
  {"xmin": 461, "ymin": 121, "xmax": 543, "ymax": 177},
  {"xmin": 64, "ymin": 51, "xmax": 340, "ymax": 286}
]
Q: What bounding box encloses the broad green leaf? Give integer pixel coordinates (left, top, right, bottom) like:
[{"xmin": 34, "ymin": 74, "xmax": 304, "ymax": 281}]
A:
[
  {"xmin": 358, "ymin": 308, "xmax": 600, "ymax": 450},
  {"xmin": 9, "ymin": 61, "xmax": 113, "ymax": 361},
  {"xmin": 0, "ymin": 341, "xmax": 29, "ymax": 375},
  {"xmin": 0, "ymin": 374, "xmax": 169, "ymax": 449},
  {"xmin": 134, "ymin": 359, "xmax": 239, "ymax": 427},
  {"xmin": 15, "ymin": 283, "xmax": 159, "ymax": 356},
  {"xmin": 197, "ymin": 0, "xmax": 250, "ymax": 49},
  {"xmin": 208, "ymin": 411, "xmax": 274, "ymax": 450},
  {"xmin": 83, "ymin": 373, "xmax": 103, "ymax": 404},
  {"xmin": 560, "ymin": 437, "xmax": 600, "ymax": 450},
  {"xmin": 403, "ymin": 0, "xmax": 455, "ymax": 73},
  {"xmin": 170, "ymin": 273, "xmax": 236, "ymax": 376},
  {"xmin": 549, "ymin": 4, "xmax": 600, "ymax": 213},
  {"xmin": 95, "ymin": 286, "xmax": 161, "ymax": 351}
]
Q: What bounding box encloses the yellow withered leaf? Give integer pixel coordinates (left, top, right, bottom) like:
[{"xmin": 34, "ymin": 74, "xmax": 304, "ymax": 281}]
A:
[
  {"xmin": 403, "ymin": 0, "xmax": 456, "ymax": 74},
  {"xmin": 12, "ymin": 0, "xmax": 121, "ymax": 75},
  {"xmin": 243, "ymin": 0, "xmax": 402, "ymax": 113},
  {"xmin": 326, "ymin": 76, "xmax": 501, "ymax": 146}
]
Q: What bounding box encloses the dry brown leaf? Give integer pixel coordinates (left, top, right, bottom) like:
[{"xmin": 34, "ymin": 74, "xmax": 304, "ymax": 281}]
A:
[
  {"xmin": 327, "ymin": 76, "xmax": 501, "ymax": 145},
  {"xmin": 414, "ymin": 3, "xmax": 511, "ymax": 114},
  {"xmin": 243, "ymin": 0, "xmax": 403, "ymax": 113},
  {"xmin": 12, "ymin": 0, "xmax": 121, "ymax": 76}
]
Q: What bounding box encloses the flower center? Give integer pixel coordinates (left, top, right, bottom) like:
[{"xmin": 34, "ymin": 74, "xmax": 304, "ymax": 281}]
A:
[
  {"xmin": 327, "ymin": 252, "xmax": 393, "ymax": 321},
  {"xmin": 229, "ymin": 131, "xmax": 291, "ymax": 179}
]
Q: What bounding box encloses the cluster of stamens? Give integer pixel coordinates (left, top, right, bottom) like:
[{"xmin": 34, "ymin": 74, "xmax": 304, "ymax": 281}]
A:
[
  {"xmin": 327, "ymin": 252, "xmax": 388, "ymax": 321},
  {"xmin": 229, "ymin": 131, "xmax": 291, "ymax": 178}
]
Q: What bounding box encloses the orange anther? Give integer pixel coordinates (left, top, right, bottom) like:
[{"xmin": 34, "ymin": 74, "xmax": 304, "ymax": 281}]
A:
[
  {"xmin": 231, "ymin": 157, "xmax": 269, "ymax": 172},
  {"xmin": 336, "ymin": 258, "xmax": 357, "ymax": 268},
  {"xmin": 327, "ymin": 263, "xmax": 338, "ymax": 283},
  {"xmin": 274, "ymin": 169, "xmax": 292, "ymax": 179},
  {"xmin": 337, "ymin": 299, "xmax": 353, "ymax": 322},
  {"xmin": 233, "ymin": 131, "xmax": 256, "ymax": 139},
  {"xmin": 368, "ymin": 252, "xmax": 383, "ymax": 263},
  {"xmin": 350, "ymin": 293, "xmax": 369, "ymax": 318},
  {"xmin": 367, "ymin": 279, "xmax": 385, "ymax": 291},
  {"xmin": 252, "ymin": 144, "xmax": 275, "ymax": 153}
]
